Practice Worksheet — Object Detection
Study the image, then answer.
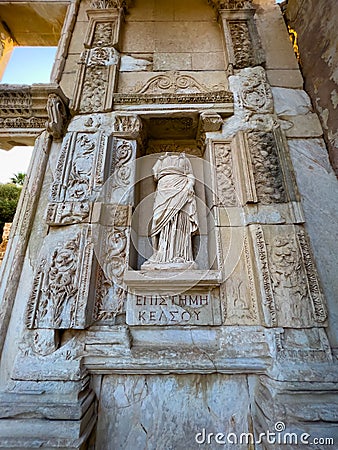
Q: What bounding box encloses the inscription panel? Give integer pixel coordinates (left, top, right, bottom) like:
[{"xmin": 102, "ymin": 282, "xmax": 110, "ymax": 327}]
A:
[{"xmin": 126, "ymin": 291, "xmax": 221, "ymax": 326}]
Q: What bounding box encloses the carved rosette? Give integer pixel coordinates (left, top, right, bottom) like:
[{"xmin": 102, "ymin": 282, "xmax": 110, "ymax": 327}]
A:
[
  {"xmin": 46, "ymin": 131, "xmax": 108, "ymax": 226},
  {"xmin": 26, "ymin": 226, "xmax": 95, "ymax": 329}
]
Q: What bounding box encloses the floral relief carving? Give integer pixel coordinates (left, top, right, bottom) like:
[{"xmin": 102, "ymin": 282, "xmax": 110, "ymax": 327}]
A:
[
  {"xmin": 234, "ymin": 66, "xmax": 273, "ymax": 114},
  {"xmin": 247, "ymin": 131, "xmax": 286, "ymax": 204},
  {"xmin": 90, "ymin": 0, "xmax": 128, "ymax": 9},
  {"xmin": 208, "ymin": 0, "xmax": 253, "ymax": 9},
  {"xmin": 228, "ymin": 21, "xmax": 255, "ymax": 68},
  {"xmin": 111, "ymin": 139, "xmax": 135, "ymax": 188},
  {"xmin": 214, "ymin": 142, "xmax": 237, "ymax": 206},
  {"xmin": 92, "ymin": 22, "xmax": 115, "ymax": 46}
]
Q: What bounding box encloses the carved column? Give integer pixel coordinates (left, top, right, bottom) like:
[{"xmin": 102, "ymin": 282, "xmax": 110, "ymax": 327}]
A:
[
  {"xmin": 71, "ymin": 4, "xmax": 124, "ymax": 113},
  {"xmin": 93, "ymin": 113, "xmax": 142, "ymax": 323},
  {"xmin": 209, "ymin": 0, "xmax": 265, "ymax": 72}
]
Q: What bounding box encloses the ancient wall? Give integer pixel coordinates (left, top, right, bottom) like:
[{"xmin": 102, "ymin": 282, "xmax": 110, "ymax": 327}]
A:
[
  {"xmin": 285, "ymin": 0, "xmax": 338, "ymax": 176},
  {"xmin": 0, "ymin": 0, "xmax": 337, "ymax": 449}
]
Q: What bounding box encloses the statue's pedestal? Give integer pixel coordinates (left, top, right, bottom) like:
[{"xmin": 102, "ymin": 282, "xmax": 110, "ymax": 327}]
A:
[{"xmin": 124, "ymin": 269, "xmax": 222, "ymax": 326}]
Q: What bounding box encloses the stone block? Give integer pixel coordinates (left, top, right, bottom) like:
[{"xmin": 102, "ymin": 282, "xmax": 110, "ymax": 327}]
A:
[
  {"xmin": 192, "ymin": 52, "xmax": 226, "ymax": 71},
  {"xmin": 266, "ymin": 69, "xmax": 304, "ymax": 88},
  {"xmin": 281, "ymin": 113, "xmax": 323, "ymax": 138},
  {"xmin": 255, "ymin": 4, "xmax": 299, "ymax": 70},
  {"xmin": 67, "ymin": 21, "xmax": 88, "ymax": 54},
  {"xmin": 272, "ymin": 87, "xmax": 312, "ymax": 116},
  {"xmin": 121, "ymin": 22, "xmax": 156, "ymax": 52},
  {"xmin": 96, "ymin": 374, "xmax": 251, "ymax": 450},
  {"xmin": 153, "ymin": 52, "xmax": 192, "ymax": 71},
  {"xmin": 173, "ymin": 0, "xmax": 215, "ymax": 21}
]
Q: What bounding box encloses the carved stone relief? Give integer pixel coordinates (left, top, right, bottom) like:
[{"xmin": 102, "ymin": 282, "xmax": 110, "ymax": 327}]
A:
[
  {"xmin": 112, "ymin": 114, "xmax": 143, "ymax": 138},
  {"xmin": 230, "ymin": 66, "xmax": 273, "ymax": 114},
  {"xmin": 90, "ymin": 0, "xmax": 129, "ymax": 9},
  {"xmin": 228, "ymin": 21, "xmax": 255, "ymax": 68},
  {"xmin": 130, "ymin": 71, "xmax": 226, "ymax": 95},
  {"xmin": 247, "ymin": 131, "xmax": 286, "ymax": 204},
  {"xmin": 222, "ymin": 234, "xmax": 259, "ymax": 325},
  {"xmin": 46, "ymin": 131, "xmax": 108, "ymax": 225},
  {"xmin": 213, "ymin": 142, "xmax": 238, "ymax": 207},
  {"xmin": 72, "ymin": 10, "xmax": 122, "ymax": 113},
  {"xmin": 46, "ymin": 93, "xmax": 68, "ymax": 140},
  {"xmin": 26, "ymin": 226, "xmax": 95, "ymax": 329},
  {"xmin": 208, "ymin": 0, "xmax": 253, "ymax": 9},
  {"xmin": 252, "ymin": 225, "xmax": 327, "ymax": 328}
]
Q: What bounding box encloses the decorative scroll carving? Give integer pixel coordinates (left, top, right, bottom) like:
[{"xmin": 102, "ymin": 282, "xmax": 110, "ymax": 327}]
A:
[
  {"xmin": 131, "ymin": 71, "xmax": 226, "ymax": 94},
  {"xmin": 94, "ymin": 227, "xmax": 129, "ymax": 322},
  {"xmin": 247, "ymin": 131, "xmax": 286, "ymax": 204},
  {"xmin": 228, "ymin": 21, "xmax": 255, "ymax": 68},
  {"xmin": 46, "ymin": 94, "xmax": 68, "ymax": 140},
  {"xmin": 232, "ymin": 67, "xmax": 273, "ymax": 114},
  {"xmin": 255, "ymin": 225, "xmax": 328, "ymax": 327},
  {"xmin": 255, "ymin": 226, "xmax": 277, "ymax": 326},
  {"xmin": 113, "ymin": 91, "xmax": 233, "ymax": 105},
  {"xmin": 111, "ymin": 139, "xmax": 134, "ymax": 188},
  {"xmin": 296, "ymin": 229, "xmax": 327, "ymax": 323},
  {"xmin": 208, "ymin": 0, "xmax": 253, "ymax": 9},
  {"xmin": 47, "ymin": 132, "xmax": 107, "ymax": 225},
  {"xmin": 214, "ymin": 142, "xmax": 237, "ymax": 206},
  {"xmin": 26, "ymin": 227, "xmax": 94, "ymax": 329}
]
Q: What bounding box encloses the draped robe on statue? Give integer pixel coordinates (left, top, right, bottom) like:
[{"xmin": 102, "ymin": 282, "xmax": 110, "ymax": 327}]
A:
[{"xmin": 142, "ymin": 152, "xmax": 199, "ymax": 269}]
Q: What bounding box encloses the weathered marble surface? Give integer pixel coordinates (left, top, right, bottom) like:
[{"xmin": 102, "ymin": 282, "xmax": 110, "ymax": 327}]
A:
[
  {"xmin": 96, "ymin": 374, "xmax": 252, "ymax": 450},
  {"xmin": 288, "ymin": 138, "xmax": 338, "ymax": 347}
]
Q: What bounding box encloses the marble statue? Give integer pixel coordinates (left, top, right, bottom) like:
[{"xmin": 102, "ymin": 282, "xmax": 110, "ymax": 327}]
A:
[{"xmin": 142, "ymin": 152, "xmax": 199, "ymax": 269}]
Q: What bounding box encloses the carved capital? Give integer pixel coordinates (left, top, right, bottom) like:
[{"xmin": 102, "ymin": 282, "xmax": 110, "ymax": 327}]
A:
[
  {"xmin": 90, "ymin": 0, "xmax": 131, "ymax": 10},
  {"xmin": 112, "ymin": 113, "xmax": 143, "ymax": 139},
  {"xmin": 199, "ymin": 111, "xmax": 223, "ymax": 132}
]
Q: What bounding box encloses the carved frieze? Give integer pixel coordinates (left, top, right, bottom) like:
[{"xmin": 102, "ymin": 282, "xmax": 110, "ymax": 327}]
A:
[
  {"xmin": 113, "ymin": 91, "xmax": 233, "ymax": 106},
  {"xmin": 26, "ymin": 226, "xmax": 95, "ymax": 329},
  {"xmin": 0, "ymin": 90, "xmax": 31, "ymax": 116},
  {"xmin": 208, "ymin": 0, "xmax": 253, "ymax": 9},
  {"xmin": 247, "ymin": 131, "xmax": 286, "ymax": 204},
  {"xmin": 47, "ymin": 131, "xmax": 108, "ymax": 225}
]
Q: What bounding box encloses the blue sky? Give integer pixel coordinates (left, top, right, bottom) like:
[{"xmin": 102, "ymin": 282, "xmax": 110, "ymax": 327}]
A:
[{"xmin": 0, "ymin": 47, "xmax": 56, "ymax": 183}]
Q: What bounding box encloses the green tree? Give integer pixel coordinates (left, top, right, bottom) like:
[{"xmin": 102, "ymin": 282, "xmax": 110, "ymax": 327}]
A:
[
  {"xmin": 10, "ymin": 172, "xmax": 26, "ymax": 186},
  {"xmin": 0, "ymin": 183, "xmax": 22, "ymax": 239}
]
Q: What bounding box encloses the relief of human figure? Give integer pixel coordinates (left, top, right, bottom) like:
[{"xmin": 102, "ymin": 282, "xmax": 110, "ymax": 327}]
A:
[{"xmin": 142, "ymin": 152, "xmax": 199, "ymax": 270}]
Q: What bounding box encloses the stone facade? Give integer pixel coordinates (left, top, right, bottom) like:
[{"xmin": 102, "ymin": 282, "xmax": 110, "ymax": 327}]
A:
[{"xmin": 0, "ymin": 0, "xmax": 337, "ymax": 449}]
